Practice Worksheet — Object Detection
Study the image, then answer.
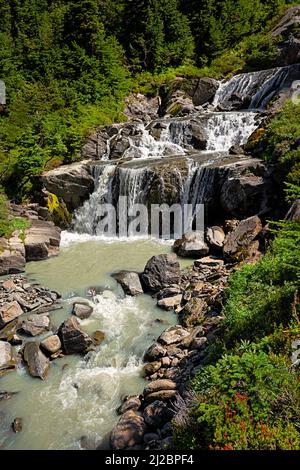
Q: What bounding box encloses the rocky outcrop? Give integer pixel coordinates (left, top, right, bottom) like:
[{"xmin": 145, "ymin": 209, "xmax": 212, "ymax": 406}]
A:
[
  {"xmin": 223, "ymin": 215, "xmax": 263, "ymax": 260},
  {"xmin": 173, "ymin": 231, "xmax": 209, "ymax": 258},
  {"xmin": 58, "ymin": 317, "xmax": 93, "ymax": 355},
  {"xmin": 112, "ymin": 271, "xmax": 144, "ymax": 296},
  {"xmin": 220, "ymin": 158, "xmax": 276, "ymax": 218},
  {"xmin": 141, "ymin": 254, "xmax": 181, "ymax": 293},
  {"xmin": 124, "ymin": 93, "xmax": 160, "ymax": 122},
  {"xmin": 271, "ymin": 6, "xmax": 300, "ymax": 66},
  {"xmin": 41, "ymin": 161, "xmax": 94, "ymax": 211},
  {"xmin": 159, "ymin": 76, "xmax": 219, "ymax": 116},
  {"xmin": 23, "ymin": 342, "xmax": 49, "ymax": 380}
]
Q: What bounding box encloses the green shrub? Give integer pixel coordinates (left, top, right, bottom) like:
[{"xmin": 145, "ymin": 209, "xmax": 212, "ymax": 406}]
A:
[{"xmin": 174, "ymin": 351, "xmax": 300, "ymax": 450}]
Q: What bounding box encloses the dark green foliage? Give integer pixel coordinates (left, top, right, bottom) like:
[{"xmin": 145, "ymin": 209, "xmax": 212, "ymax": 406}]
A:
[
  {"xmin": 0, "ymin": 0, "xmax": 131, "ymax": 198},
  {"xmin": 121, "ymin": 0, "xmax": 194, "ymax": 71},
  {"xmin": 180, "ymin": 0, "xmax": 291, "ymax": 65}
]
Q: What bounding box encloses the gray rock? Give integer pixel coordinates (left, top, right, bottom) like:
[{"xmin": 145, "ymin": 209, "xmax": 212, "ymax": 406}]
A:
[
  {"xmin": 0, "ymin": 249, "xmax": 26, "ymax": 276},
  {"xmin": 173, "ymin": 231, "xmax": 209, "ymax": 258},
  {"xmin": 143, "ymin": 400, "xmax": 175, "ymax": 428},
  {"xmin": 206, "ymin": 226, "xmax": 225, "ymax": 249},
  {"xmin": 72, "ymin": 302, "xmax": 93, "ymax": 319},
  {"xmin": 157, "ymin": 294, "xmax": 182, "ymax": 311},
  {"xmin": 41, "ymin": 161, "xmax": 94, "ymax": 211},
  {"xmin": 144, "ymin": 343, "xmax": 166, "ymax": 362},
  {"xmin": 58, "ymin": 317, "xmax": 93, "ymax": 355},
  {"xmin": 110, "ymin": 410, "xmax": 147, "ymax": 450},
  {"xmin": 223, "ymin": 215, "xmax": 262, "ymax": 259},
  {"xmin": 24, "ymin": 219, "xmax": 61, "ymax": 261},
  {"xmin": 113, "ymin": 271, "xmax": 143, "ymax": 296},
  {"xmin": 23, "ymin": 342, "xmax": 49, "ymax": 380},
  {"xmin": 192, "ymin": 77, "xmax": 219, "ymax": 106},
  {"xmin": 141, "ymin": 254, "xmax": 180, "ymax": 293},
  {"xmin": 40, "ymin": 335, "xmax": 62, "ymax": 354},
  {"xmin": 158, "ymin": 325, "xmax": 190, "ymax": 346},
  {"xmin": 144, "ymin": 390, "xmax": 177, "ymax": 403},
  {"xmin": 21, "ymin": 314, "xmax": 50, "ymax": 337},
  {"xmin": 143, "ymin": 380, "xmax": 177, "ymax": 396},
  {"xmin": 0, "ymin": 301, "xmax": 23, "ymax": 327},
  {"xmin": 0, "ymin": 341, "xmax": 13, "ymax": 368}
]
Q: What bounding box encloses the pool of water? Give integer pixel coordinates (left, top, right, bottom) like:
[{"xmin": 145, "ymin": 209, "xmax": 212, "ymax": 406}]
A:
[{"xmin": 0, "ymin": 235, "xmax": 189, "ymax": 450}]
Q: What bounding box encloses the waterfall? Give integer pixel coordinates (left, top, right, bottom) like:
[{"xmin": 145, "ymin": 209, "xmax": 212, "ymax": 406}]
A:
[
  {"xmin": 213, "ymin": 64, "xmax": 300, "ymax": 110},
  {"xmin": 73, "ymin": 164, "xmax": 116, "ymax": 234},
  {"xmin": 102, "ymin": 122, "xmax": 186, "ymax": 161},
  {"xmin": 205, "ymin": 112, "xmax": 259, "ymax": 151}
]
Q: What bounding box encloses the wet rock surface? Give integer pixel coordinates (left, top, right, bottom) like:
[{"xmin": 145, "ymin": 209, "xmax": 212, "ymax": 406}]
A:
[
  {"xmin": 23, "ymin": 342, "xmax": 49, "ymax": 380},
  {"xmin": 58, "ymin": 317, "xmax": 93, "ymax": 355},
  {"xmin": 112, "ymin": 271, "xmax": 144, "ymax": 296},
  {"xmin": 141, "ymin": 254, "xmax": 181, "ymax": 293}
]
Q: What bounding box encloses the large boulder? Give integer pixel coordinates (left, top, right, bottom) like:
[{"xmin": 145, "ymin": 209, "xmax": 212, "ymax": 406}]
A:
[
  {"xmin": 158, "ymin": 325, "xmax": 190, "ymax": 346},
  {"xmin": 41, "ymin": 161, "xmax": 94, "ymax": 211},
  {"xmin": 112, "ymin": 271, "xmax": 144, "ymax": 296},
  {"xmin": 192, "ymin": 77, "xmax": 219, "ymax": 106},
  {"xmin": 143, "ymin": 380, "xmax": 177, "ymax": 396},
  {"xmin": 58, "ymin": 317, "xmax": 93, "ymax": 354},
  {"xmin": 0, "ymin": 301, "xmax": 23, "ymax": 327},
  {"xmin": 0, "ymin": 234, "xmax": 26, "ymax": 276},
  {"xmin": 24, "ymin": 219, "xmax": 61, "ymax": 261},
  {"xmin": 144, "ymin": 343, "xmax": 167, "ymax": 362},
  {"xmin": 220, "ymin": 158, "xmax": 275, "ymax": 217},
  {"xmin": 141, "ymin": 254, "xmax": 181, "ymax": 293},
  {"xmin": 223, "ymin": 215, "xmax": 263, "ymax": 260},
  {"xmin": 110, "ymin": 410, "xmax": 147, "ymax": 450},
  {"xmin": 0, "ymin": 341, "xmax": 13, "ymax": 369},
  {"xmin": 173, "ymin": 231, "xmax": 209, "ymax": 258},
  {"xmin": 23, "ymin": 342, "xmax": 49, "ymax": 380}
]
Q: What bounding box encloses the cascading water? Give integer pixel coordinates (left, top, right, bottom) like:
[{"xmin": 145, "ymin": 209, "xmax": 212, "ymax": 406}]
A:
[
  {"xmin": 73, "ymin": 164, "xmax": 116, "ymax": 234},
  {"xmin": 213, "ymin": 63, "xmax": 300, "ymax": 110},
  {"xmin": 205, "ymin": 111, "xmax": 259, "ymax": 151}
]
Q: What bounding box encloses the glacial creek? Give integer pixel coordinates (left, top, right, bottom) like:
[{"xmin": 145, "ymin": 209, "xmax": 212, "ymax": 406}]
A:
[{"xmin": 0, "ymin": 236, "xmax": 190, "ymax": 450}]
